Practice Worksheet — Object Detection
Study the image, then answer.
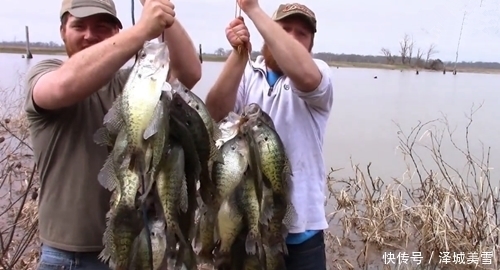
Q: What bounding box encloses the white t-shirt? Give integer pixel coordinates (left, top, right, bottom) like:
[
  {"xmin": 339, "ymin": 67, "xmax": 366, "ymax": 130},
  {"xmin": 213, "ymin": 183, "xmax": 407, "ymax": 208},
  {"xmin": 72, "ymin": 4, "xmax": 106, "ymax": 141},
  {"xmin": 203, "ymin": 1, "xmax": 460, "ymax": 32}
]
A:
[{"xmin": 234, "ymin": 55, "xmax": 334, "ymax": 233}]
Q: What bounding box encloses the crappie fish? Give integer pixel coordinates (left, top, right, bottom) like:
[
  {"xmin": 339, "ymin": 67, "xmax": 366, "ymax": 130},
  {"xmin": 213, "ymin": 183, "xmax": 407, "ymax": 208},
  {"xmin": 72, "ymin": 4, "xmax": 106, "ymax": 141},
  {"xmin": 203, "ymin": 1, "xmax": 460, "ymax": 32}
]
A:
[
  {"xmin": 99, "ymin": 163, "xmax": 142, "ymax": 269},
  {"xmin": 195, "ymin": 204, "xmax": 217, "ymax": 264},
  {"xmin": 169, "ymin": 115, "xmax": 202, "ymax": 243},
  {"xmin": 242, "ymin": 254, "xmax": 263, "ymax": 270},
  {"xmin": 242, "ymin": 103, "xmax": 276, "ymax": 131},
  {"xmin": 216, "ymin": 111, "xmax": 245, "ymax": 148},
  {"xmin": 263, "ymin": 244, "xmax": 285, "ymax": 270},
  {"xmin": 98, "ymin": 41, "xmax": 171, "ymax": 188},
  {"xmin": 174, "ymin": 83, "xmax": 223, "ymax": 160},
  {"xmin": 212, "ymin": 134, "xmax": 249, "ymax": 205},
  {"xmin": 235, "ymin": 170, "xmax": 263, "ymax": 257},
  {"xmin": 216, "ymin": 192, "xmax": 243, "ymax": 259},
  {"xmin": 244, "ymin": 115, "xmax": 295, "ymax": 254},
  {"xmin": 170, "ymin": 92, "xmax": 217, "ymax": 206},
  {"xmin": 155, "ymin": 143, "xmax": 189, "ymax": 254},
  {"xmin": 128, "ymin": 219, "xmax": 167, "ymax": 270}
]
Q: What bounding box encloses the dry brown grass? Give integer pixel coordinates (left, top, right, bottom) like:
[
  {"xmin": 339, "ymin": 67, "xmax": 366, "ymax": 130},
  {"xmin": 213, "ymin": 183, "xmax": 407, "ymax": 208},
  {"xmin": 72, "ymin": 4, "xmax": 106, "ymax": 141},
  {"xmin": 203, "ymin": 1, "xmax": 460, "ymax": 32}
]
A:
[
  {"xmin": 0, "ymin": 79, "xmax": 498, "ymax": 270},
  {"xmin": 0, "ymin": 83, "xmax": 40, "ymax": 270},
  {"xmin": 326, "ymin": 103, "xmax": 499, "ymax": 269}
]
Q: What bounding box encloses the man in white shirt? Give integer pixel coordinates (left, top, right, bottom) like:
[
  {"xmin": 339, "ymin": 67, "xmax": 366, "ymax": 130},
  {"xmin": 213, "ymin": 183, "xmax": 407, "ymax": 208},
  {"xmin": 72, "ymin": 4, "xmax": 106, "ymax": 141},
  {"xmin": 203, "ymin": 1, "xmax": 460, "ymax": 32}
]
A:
[{"xmin": 205, "ymin": 1, "xmax": 333, "ymax": 269}]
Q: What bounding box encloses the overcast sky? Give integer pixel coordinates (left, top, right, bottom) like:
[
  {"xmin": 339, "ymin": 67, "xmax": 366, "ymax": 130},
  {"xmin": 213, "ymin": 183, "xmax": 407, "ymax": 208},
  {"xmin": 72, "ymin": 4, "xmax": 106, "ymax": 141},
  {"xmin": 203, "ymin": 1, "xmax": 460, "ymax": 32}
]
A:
[{"xmin": 1, "ymin": 0, "xmax": 499, "ymax": 62}]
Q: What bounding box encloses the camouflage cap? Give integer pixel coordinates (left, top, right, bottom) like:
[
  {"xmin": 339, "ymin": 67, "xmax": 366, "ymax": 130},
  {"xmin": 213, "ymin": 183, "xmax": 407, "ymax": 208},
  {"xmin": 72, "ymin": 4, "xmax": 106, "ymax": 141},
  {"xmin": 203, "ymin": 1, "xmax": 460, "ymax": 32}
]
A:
[
  {"xmin": 272, "ymin": 3, "xmax": 317, "ymax": 33},
  {"xmin": 60, "ymin": 0, "xmax": 123, "ymax": 28}
]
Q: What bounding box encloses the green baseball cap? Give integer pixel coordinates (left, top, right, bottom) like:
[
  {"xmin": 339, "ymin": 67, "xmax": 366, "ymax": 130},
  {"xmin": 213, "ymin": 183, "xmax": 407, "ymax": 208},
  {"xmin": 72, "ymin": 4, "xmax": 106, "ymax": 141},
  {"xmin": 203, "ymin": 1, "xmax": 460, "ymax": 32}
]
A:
[
  {"xmin": 272, "ymin": 3, "xmax": 317, "ymax": 33},
  {"xmin": 60, "ymin": 0, "xmax": 123, "ymax": 28}
]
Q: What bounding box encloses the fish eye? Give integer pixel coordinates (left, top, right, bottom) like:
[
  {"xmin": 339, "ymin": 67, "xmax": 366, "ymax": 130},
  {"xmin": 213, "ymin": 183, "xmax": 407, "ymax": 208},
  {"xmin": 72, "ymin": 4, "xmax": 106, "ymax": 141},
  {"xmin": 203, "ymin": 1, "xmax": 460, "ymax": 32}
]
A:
[
  {"xmin": 264, "ymin": 137, "xmax": 268, "ymax": 141},
  {"xmin": 195, "ymin": 105, "xmax": 199, "ymax": 110},
  {"xmin": 186, "ymin": 121, "xmax": 191, "ymax": 126}
]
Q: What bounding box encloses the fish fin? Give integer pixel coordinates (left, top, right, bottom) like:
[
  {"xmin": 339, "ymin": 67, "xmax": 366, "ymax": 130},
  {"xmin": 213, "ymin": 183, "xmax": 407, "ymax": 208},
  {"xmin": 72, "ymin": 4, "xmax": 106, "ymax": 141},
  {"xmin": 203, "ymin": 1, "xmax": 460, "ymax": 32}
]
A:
[
  {"xmin": 97, "ymin": 152, "xmax": 118, "ymax": 191},
  {"xmin": 245, "ymin": 227, "xmax": 262, "ymax": 255},
  {"xmin": 212, "ymin": 122, "xmax": 223, "ymax": 141},
  {"xmin": 103, "ymin": 95, "xmax": 124, "ymax": 135},
  {"xmin": 210, "ymin": 140, "xmax": 224, "ymax": 164},
  {"xmin": 283, "ymin": 156, "xmax": 293, "ymax": 177},
  {"xmin": 269, "ymin": 236, "xmax": 288, "ymax": 256},
  {"xmin": 143, "ymin": 100, "xmax": 164, "ymax": 140},
  {"xmin": 179, "ymin": 175, "xmax": 188, "ymax": 213},
  {"xmin": 259, "ymin": 185, "xmax": 274, "ymax": 226},
  {"xmin": 99, "ymin": 209, "xmax": 115, "ymax": 263},
  {"xmin": 184, "ymin": 246, "xmax": 198, "ymax": 270},
  {"xmin": 138, "ymin": 173, "xmax": 155, "ymax": 204},
  {"xmin": 282, "ymin": 202, "xmax": 298, "ymax": 231},
  {"xmin": 165, "ymin": 228, "xmax": 178, "ymax": 256},
  {"xmin": 93, "ymin": 127, "xmax": 114, "ymax": 147},
  {"xmin": 193, "ymin": 213, "xmax": 201, "ymax": 247}
]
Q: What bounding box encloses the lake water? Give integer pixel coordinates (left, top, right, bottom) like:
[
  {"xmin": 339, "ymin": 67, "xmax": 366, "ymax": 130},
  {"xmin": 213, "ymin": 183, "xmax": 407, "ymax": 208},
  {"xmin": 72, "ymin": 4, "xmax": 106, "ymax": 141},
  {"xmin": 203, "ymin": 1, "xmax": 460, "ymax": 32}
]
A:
[{"xmin": 1, "ymin": 52, "xmax": 499, "ymax": 184}]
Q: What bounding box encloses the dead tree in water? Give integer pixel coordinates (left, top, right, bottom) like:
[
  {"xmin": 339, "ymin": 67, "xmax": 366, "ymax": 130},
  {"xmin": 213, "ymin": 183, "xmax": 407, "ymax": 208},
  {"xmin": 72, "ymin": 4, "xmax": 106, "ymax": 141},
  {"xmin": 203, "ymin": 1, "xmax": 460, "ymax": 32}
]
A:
[{"xmin": 25, "ymin": 26, "xmax": 32, "ymax": 59}]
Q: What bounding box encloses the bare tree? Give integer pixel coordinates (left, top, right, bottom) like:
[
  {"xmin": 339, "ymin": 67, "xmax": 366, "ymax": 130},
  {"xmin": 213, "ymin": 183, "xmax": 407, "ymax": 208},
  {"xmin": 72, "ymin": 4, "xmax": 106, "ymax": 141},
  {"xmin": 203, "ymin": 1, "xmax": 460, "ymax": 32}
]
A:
[
  {"xmin": 380, "ymin": 47, "xmax": 395, "ymax": 64},
  {"xmin": 399, "ymin": 34, "xmax": 411, "ymax": 65},
  {"xmin": 407, "ymin": 38, "xmax": 414, "ymax": 65},
  {"xmin": 425, "ymin": 43, "xmax": 438, "ymax": 63},
  {"xmin": 415, "ymin": 48, "xmax": 424, "ymax": 67}
]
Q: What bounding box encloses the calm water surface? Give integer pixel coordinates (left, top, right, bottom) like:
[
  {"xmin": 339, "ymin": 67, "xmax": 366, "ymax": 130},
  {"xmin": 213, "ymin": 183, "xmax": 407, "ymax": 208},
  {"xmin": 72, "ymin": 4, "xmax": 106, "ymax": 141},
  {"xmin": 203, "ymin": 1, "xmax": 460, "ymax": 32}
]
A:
[{"xmin": 1, "ymin": 53, "xmax": 499, "ymax": 183}]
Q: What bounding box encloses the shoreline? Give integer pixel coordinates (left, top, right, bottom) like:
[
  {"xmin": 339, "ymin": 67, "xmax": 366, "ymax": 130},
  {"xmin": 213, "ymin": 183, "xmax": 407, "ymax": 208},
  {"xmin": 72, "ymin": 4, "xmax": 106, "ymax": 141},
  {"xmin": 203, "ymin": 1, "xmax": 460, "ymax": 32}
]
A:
[{"xmin": 1, "ymin": 45, "xmax": 499, "ymax": 74}]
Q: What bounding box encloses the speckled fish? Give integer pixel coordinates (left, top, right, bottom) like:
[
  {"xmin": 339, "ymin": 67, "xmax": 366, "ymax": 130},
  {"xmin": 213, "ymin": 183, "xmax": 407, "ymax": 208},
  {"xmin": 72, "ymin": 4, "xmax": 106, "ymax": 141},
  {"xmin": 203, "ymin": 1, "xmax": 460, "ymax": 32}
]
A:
[
  {"xmin": 195, "ymin": 204, "xmax": 217, "ymax": 264},
  {"xmin": 242, "ymin": 254, "xmax": 263, "ymax": 270},
  {"xmin": 170, "ymin": 92, "xmax": 217, "ymax": 207},
  {"xmin": 212, "ymin": 134, "xmax": 249, "ymax": 206},
  {"xmin": 235, "ymin": 170, "xmax": 263, "ymax": 257},
  {"xmin": 169, "ymin": 114, "xmax": 201, "ymax": 244},
  {"xmin": 263, "ymin": 244, "xmax": 285, "ymax": 270},
  {"xmin": 243, "ymin": 116, "xmax": 295, "ymax": 254},
  {"xmin": 155, "ymin": 143, "xmax": 189, "ymax": 257},
  {"xmin": 96, "ymin": 41, "xmax": 171, "ymax": 193},
  {"xmin": 98, "ymin": 157, "xmax": 142, "ymax": 270},
  {"xmin": 215, "ymin": 111, "xmax": 245, "ymax": 148},
  {"xmin": 128, "ymin": 219, "xmax": 167, "ymax": 270},
  {"xmin": 174, "ymin": 83, "xmax": 223, "ymax": 160},
  {"xmin": 215, "ymin": 192, "xmax": 243, "ymax": 263},
  {"xmin": 242, "ymin": 103, "xmax": 276, "ymax": 131}
]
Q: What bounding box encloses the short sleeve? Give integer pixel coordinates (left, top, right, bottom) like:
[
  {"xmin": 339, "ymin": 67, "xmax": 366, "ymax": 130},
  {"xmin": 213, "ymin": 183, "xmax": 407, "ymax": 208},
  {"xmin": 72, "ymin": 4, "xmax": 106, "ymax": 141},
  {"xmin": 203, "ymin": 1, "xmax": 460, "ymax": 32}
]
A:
[
  {"xmin": 290, "ymin": 59, "xmax": 333, "ymax": 113},
  {"xmin": 24, "ymin": 59, "xmax": 64, "ymax": 117}
]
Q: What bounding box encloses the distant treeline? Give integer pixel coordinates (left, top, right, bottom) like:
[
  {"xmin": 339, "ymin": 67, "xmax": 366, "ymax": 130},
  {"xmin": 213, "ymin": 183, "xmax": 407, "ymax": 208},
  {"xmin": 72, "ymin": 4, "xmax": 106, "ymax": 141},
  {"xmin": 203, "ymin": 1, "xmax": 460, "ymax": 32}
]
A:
[{"xmin": 3, "ymin": 40, "xmax": 500, "ymax": 70}]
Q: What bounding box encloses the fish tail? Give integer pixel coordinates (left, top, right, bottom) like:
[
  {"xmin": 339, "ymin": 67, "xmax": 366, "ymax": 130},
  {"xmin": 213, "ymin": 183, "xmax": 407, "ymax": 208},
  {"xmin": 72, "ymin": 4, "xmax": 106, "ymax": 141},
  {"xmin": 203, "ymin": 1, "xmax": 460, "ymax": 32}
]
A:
[
  {"xmin": 269, "ymin": 226, "xmax": 289, "ymax": 256},
  {"xmin": 244, "ymin": 227, "xmax": 261, "ymax": 255},
  {"xmin": 197, "ymin": 247, "xmax": 214, "ymax": 265}
]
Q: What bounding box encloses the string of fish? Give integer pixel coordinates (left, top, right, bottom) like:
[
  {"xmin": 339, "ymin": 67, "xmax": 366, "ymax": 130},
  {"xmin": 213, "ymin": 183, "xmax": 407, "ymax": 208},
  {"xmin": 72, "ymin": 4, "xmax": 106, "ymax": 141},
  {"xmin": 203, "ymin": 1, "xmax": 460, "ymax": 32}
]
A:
[{"xmin": 130, "ymin": 0, "xmax": 154, "ymax": 269}]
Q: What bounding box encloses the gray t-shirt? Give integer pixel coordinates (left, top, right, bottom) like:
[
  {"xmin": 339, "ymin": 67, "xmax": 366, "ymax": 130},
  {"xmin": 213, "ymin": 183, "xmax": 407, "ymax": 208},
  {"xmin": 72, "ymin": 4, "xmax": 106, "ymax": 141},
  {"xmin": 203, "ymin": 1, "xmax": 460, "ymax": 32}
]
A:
[{"xmin": 24, "ymin": 59, "xmax": 131, "ymax": 252}]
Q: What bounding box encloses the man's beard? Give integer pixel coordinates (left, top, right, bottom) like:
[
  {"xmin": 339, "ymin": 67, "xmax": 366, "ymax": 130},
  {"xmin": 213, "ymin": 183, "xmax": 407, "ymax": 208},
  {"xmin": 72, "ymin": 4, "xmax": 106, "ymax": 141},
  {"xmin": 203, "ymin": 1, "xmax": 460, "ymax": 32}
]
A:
[
  {"xmin": 64, "ymin": 41, "xmax": 78, "ymax": 57},
  {"xmin": 261, "ymin": 43, "xmax": 283, "ymax": 75}
]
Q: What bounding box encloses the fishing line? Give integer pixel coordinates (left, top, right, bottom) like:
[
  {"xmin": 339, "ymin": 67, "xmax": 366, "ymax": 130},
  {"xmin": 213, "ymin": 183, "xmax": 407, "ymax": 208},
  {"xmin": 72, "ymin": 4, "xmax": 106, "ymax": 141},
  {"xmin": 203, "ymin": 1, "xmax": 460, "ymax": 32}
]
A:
[
  {"xmin": 131, "ymin": 0, "xmax": 139, "ymax": 63},
  {"xmin": 234, "ymin": 0, "xmax": 253, "ymax": 61},
  {"xmin": 234, "ymin": 0, "xmax": 247, "ymax": 55},
  {"xmin": 130, "ymin": 1, "xmax": 153, "ymax": 268}
]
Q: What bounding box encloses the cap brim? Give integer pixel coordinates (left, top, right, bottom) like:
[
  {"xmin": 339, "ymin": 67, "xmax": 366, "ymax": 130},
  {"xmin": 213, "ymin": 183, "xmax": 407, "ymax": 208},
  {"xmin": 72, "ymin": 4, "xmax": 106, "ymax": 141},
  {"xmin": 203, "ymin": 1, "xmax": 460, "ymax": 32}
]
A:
[
  {"xmin": 273, "ymin": 11, "xmax": 316, "ymax": 32},
  {"xmin": 69, "ymin": 6, "xmax": 123, "ymax": 29}
]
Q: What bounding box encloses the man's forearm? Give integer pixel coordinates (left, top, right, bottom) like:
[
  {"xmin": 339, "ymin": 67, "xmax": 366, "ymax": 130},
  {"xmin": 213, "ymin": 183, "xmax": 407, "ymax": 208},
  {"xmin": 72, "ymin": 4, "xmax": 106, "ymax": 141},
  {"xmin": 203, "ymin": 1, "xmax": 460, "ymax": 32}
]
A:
[
  {"xmin": 246, "ymin": 7, "xmax": 321, "ymax": 92},
  {"xmin": 205, "ymin": 50, "xmax": 247, "ymax": 122},
  {"xmin": 163, "ymin": 19, "xmax": 201, "ymax": 89},
  {"xmin": 38, "ymin": 26, "xmax": 147, "ymax": 109}
]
